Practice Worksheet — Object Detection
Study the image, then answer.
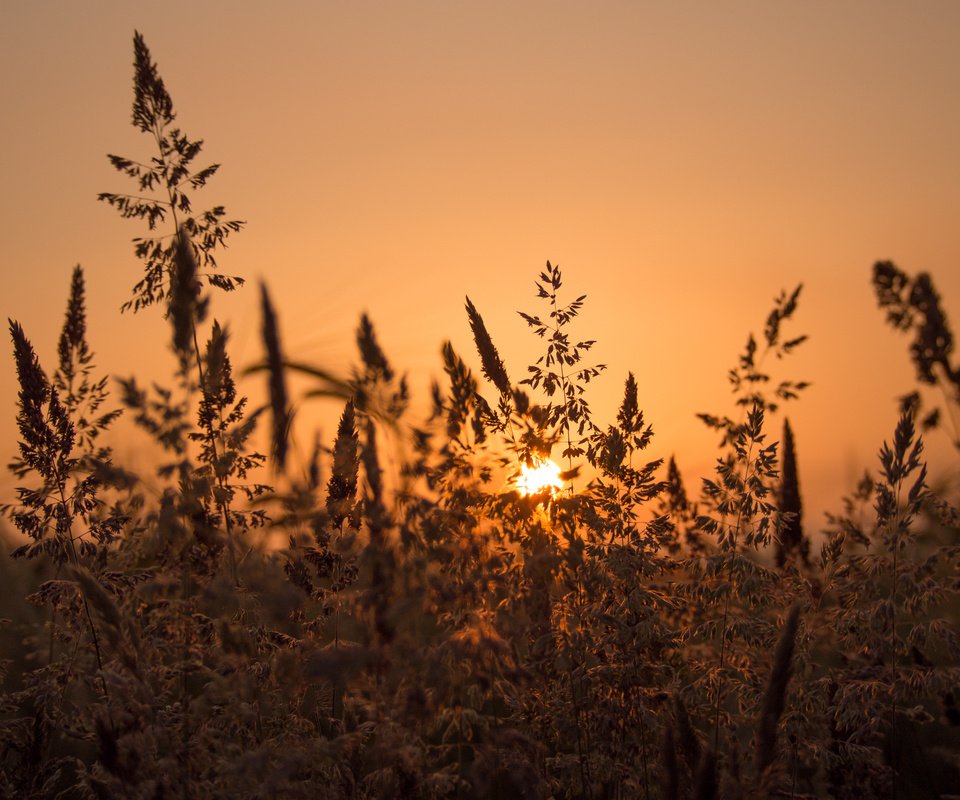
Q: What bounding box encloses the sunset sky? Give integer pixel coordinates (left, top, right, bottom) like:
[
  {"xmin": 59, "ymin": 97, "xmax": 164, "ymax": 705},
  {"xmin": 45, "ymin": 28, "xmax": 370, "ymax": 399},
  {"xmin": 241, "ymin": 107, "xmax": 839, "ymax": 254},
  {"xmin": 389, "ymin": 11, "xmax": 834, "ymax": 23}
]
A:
[{"xmin": 2, "ymin": 1, "xmax": 958, "ymax": 527}]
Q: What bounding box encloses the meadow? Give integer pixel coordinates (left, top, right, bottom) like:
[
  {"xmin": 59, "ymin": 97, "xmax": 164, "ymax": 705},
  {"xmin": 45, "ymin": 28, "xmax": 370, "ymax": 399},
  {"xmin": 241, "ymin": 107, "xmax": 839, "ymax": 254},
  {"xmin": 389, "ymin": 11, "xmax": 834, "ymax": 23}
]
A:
[{"xmin": 1, "ymin": 33, "xmax": 958, "ymax": 800}]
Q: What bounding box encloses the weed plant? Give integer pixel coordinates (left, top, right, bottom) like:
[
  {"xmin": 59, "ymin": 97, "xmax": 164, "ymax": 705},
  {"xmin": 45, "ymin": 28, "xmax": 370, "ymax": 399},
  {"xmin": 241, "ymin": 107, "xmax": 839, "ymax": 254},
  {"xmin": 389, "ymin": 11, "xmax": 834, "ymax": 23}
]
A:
[{"xmin": 1, "ymin": 33, "xmax": 959, "ymax": 800}]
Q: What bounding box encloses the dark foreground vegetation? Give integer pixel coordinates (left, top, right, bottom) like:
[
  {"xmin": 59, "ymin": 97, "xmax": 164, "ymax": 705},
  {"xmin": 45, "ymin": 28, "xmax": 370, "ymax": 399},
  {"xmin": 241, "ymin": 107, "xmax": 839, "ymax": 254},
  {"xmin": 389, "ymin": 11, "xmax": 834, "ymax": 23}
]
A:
[{"xmin": 2, "ymin": 34, "xmax": 958, "ymax": 800}]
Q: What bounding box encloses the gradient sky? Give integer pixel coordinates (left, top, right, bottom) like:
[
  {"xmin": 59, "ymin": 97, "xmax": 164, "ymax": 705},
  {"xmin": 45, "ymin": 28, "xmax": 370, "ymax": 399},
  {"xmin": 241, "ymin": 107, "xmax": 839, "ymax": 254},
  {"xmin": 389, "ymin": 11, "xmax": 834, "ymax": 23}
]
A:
[{"xmin": 2, "ymin": 1, "xmax": 959, "ymax": 528}]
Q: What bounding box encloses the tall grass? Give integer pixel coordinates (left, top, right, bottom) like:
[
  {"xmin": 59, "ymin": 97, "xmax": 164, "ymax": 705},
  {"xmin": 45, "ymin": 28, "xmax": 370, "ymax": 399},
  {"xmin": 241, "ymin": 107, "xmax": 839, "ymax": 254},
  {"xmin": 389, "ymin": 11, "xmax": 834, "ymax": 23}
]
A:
[{"xmin": 1, "ymin": 33, "xmax": 959, "ymax": 800}]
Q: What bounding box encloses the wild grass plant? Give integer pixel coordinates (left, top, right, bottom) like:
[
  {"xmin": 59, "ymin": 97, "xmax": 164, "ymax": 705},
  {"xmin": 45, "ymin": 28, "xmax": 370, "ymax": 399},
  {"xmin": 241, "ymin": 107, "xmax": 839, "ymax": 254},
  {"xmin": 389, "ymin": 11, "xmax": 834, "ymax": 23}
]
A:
[{"xmin": 1, "ymin": 33, "xmax": 959, "ymax": 800}]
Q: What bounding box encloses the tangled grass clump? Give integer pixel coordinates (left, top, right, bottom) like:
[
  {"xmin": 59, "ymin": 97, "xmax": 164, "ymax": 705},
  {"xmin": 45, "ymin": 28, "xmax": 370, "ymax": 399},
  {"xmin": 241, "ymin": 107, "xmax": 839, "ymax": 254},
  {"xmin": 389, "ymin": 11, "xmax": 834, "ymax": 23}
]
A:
[{"xmin": 1, "ymin": 32, "xmax": 959, "ymax": 800}]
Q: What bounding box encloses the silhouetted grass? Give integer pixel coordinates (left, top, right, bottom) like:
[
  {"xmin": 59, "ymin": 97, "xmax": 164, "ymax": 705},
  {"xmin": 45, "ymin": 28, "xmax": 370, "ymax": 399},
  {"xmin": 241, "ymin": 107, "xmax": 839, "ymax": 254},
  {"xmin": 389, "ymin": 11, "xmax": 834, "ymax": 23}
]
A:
[{"xmin": 1, "ymin": 33, "xmax": 958, "ymax": 800}]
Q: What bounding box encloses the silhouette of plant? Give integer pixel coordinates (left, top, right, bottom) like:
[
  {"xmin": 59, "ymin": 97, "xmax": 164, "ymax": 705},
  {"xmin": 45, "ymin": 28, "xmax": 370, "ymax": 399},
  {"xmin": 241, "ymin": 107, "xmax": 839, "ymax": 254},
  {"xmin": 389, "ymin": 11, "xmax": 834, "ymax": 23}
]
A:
[
  {"xmin": 519, "ymin": 261, "xmax": 606, "ymax": 473},
  {"xmin": 873, "ymin": 261, "xmax": 960, "ymax": 450},
  {"xmin": 776, "ymin": 417, "xmax": 809, "ymax": 569},
  {"xmin": 99, "ymin": 32, "xmax": 245, "ymax": 313},
  {"xmin": 3, "ymin": 31, "xmax": 960, "ymax": 800}
]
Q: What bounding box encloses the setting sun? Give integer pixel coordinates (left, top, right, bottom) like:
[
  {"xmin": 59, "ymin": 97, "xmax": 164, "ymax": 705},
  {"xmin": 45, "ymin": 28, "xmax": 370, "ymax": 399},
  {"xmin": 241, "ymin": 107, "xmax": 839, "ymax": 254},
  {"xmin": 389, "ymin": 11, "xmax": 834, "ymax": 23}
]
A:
[{"xmin": 516, "ymin": 457, "xmax": 564, "ymax": 496}]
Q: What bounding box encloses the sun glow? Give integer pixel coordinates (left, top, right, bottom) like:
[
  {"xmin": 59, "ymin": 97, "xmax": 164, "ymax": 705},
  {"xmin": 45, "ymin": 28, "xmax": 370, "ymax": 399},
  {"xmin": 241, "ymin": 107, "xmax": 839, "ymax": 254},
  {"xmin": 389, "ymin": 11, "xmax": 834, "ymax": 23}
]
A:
[{"xmin": 516, "ymin": 457, "xmax": 564, "ymax": 496}]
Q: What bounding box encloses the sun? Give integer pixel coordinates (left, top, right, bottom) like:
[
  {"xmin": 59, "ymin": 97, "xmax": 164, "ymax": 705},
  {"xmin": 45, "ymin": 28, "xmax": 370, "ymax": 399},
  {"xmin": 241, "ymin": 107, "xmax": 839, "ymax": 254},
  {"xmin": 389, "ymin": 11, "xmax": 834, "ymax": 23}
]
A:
[{"xmin": 516, "ymin": 457, "xmax": 564, "ymax": 496}]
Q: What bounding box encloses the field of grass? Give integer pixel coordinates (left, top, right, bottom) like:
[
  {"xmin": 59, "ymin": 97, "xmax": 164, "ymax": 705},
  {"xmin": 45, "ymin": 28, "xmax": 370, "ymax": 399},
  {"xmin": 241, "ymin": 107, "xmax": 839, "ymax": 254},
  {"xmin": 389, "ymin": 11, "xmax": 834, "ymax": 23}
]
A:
[{"xmin": 1, "ymin": 33, "xmax": 958, "ymax": 800}]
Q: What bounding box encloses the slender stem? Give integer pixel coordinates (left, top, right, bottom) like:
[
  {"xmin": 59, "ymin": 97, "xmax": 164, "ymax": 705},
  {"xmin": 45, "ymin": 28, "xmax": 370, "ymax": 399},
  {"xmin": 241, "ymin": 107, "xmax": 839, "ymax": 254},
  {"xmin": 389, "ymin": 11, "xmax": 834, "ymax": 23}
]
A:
[
  {"xmin": 890, "ymin": 480, "xmax": 902, "ymax": 800},
  {"xmin": 332, "ymin": 521, "xmax": 342, "ymax": 720},
  {"xmin": 55, "ymin": 482, "xmax": 108, "ymax": 699},
  {"xmin": 790, "ymin": 733, "xmax": 799, "ymax": 799},
  {"xmin": 148, "ymin": 116, "xmax": 207, "ymax": 792},
  {"xmin": 615, "ymin": 473, "xmax": 624, "ymax": 547},
  {"xmin": 712, "ymin": 434, "xmax": 756, "ymax": 753},
  {"xmin": 638, "ymin": 707, "xmax": 650, "ymax": 800},
  {"xmin": 568, "ymin": 657, "xmax": 591, "ymax": 800},
  {"xmin": 180, "ymin": 543, "xmax": 192, "ymax": 800},
  {"xmin": 191, "ymin": 323, "xmax": 239, "ymax": 585},
  {"xmin": 48, "ymin": 562, "xmax": 62, "ymax": 665},
  {"xmin": 568, "ymin": 574, "xmax": 595, "ymax": 797},
  {"xmin": 549, "ymin": 291, "xmax": 576, "ymax": 492},
  {"xmin": 102, "ymin": 190, "xmax": 170, "ymax": 205},
  {"xmin": 153, "ymin": 118, "xmax": 239, "ymax": 585},
  {"xmin": 502, "ymin": 396, "xmax": 524, "ymax": 477}
]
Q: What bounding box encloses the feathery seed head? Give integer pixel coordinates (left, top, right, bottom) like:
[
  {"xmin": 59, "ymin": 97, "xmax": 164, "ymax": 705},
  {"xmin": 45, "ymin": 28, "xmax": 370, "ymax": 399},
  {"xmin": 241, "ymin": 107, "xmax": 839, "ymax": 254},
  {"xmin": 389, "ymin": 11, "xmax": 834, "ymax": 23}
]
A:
[
  {"xmin": 465, "ymin": 295, "xmax": 510, "ymax": 396},
  {"xmin": 357, "ymin": 314, "xmax": 393, "ymax": 382},
  {"xmin": 10, "ymin": 320, "xmax": 49, "ymax": 419},
  {"xmin": 132, "ymin": 31, "xmax": 174, "ymax": 132},
  {"xmin": 169, "ymin": 231, "xmax": 202, "ymax": 362},
  {"xmin": 58, "ymin": 265, "xmax": 88, "ymax": 375},
  {"xmin": 260, "ymin": 282, "xmax": 290, "ymax": 470},
  {"xmin": 327, "ymin": 401, "xmax": 359, "ymax": 528}
]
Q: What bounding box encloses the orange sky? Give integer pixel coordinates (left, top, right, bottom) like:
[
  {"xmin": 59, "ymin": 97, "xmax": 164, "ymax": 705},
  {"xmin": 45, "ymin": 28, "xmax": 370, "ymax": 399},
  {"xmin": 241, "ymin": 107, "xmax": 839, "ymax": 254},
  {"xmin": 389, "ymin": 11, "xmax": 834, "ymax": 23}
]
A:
[{"xmin": 2, "ymin": 1, "xmax": 959, "ymax": 529}]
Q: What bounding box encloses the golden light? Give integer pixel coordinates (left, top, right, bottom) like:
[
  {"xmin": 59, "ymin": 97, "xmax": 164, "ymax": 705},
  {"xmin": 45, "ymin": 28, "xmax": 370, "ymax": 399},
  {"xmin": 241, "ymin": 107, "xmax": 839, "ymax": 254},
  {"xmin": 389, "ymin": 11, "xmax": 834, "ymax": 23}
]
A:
[{"xmin": 516, "ymin": 457, "xmax": 564, "ymax": 496}]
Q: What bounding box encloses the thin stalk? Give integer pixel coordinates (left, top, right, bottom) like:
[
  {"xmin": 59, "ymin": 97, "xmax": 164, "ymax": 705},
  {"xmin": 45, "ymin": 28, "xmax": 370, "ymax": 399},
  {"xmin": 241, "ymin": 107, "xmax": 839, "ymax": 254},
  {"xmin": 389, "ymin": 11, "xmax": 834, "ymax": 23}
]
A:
[
  {"xmin": 549, "ymin": 292, "xmax": 577, "ymax": 491},
  {"xmin": 712, "ymin": 434, "xmax": 756, "ymax": 753},
  {"xmin": 890, "ymin": 480, "xmax": 902, "ymax": 800},
  {"xmin": 180, "ymin": 544, "xmax": 192, "ymax": 800},
  {"xmin": 790, "ymin": 733, "xmax": 799, "ymax": 799},
  {"xmin": 331, "ymin": 521, "xmax": 342, "ymax": 720},
  {"xmin": 457, "ymin": 709, "xmax": 465, "ymax": 799},
  {"xmin": 152, "ymin": 118, "xmax": 239, "ymax": 585},
  {"xmin": 638, "ymin": 706, "xmax": 651, "ymax": 800},
  {"xmin": 501, "ymin": 396, "xmax": 525, "ymax": 478},
  {"xmin": 191, "ymin": 324, "xmax": 240, "ymax": 585},
  {"xmin": 48, "ymin": 562, "xmax": 63, "ymax": 665},
  {"xmin": 55, "ymin": 483, "xmax": 108, "ymax": 699},
  {"xmin": 568, "ymin": 574, "xmax": 595, "ymax": 798},
  {"xmin": 568, "ymin": 658, "xmax": 591, "ymax": 800}
]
